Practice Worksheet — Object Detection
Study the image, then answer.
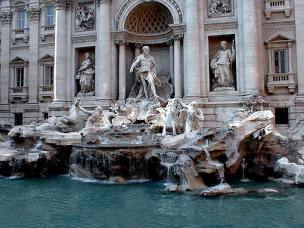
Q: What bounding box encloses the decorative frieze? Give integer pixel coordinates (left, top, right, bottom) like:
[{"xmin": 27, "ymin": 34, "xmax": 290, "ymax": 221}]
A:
[
  {"xmin": 208, "ymin": 0, "xmax": 234, "ymax": 18},
  {"xmin": 75, "ymin": 2, "xmax": 95, "ymax": 32},
  {"xmin": 204, "ymin": 22, "xmax": 238, "ymax": 31}
]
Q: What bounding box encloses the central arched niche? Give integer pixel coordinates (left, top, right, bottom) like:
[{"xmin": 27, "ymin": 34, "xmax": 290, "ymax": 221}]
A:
[
  {"xmin": 125, "ymin": 2, "xmax": 174, "ymax": 34},
  {"xmin": 123, "ymin": 2, "xmax": 176, "ymax": 97}
]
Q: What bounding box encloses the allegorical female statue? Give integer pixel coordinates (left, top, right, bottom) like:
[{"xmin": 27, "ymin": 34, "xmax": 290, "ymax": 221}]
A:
[
  {"xmin": 210, "ymin": 40, "xmax": 236, "ymax": 90},
  {"xmin": 75, "ymin": 52, "xmax": 95, "ymax": 95}
]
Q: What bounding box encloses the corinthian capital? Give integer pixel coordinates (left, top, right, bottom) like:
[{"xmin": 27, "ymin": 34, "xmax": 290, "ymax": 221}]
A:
[
  {"xmin": 0, "ymin": 10, "xmax": 12, "ymax": 24},
  {"xmin": 55, "ymin": 0, "xmax": 73, "ymax": 10},
  {"xmin": 96, "ymin": 0, "xmax": 111, "ymax": 7},
  {"xmin": 27, "ymin": 7, "xmax": 41, "ymax": 21}
]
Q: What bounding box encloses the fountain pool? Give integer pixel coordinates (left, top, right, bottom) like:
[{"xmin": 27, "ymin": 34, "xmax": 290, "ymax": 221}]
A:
[{"xmin": 0, "ymin": 176, "xmax": 303, "ymax": 227}]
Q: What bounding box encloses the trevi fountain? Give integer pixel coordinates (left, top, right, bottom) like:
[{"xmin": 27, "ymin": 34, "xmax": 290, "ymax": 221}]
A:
[
  {"xmin": 0, "ymin": 45, "xmax": 304, "ymax": 227},
  {"xmin": 1, "ymin": 0, "xmax": 304, "ymax": 227}
]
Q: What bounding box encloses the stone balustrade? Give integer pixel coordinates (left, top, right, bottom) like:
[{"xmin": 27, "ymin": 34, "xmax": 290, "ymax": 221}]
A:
[
  {"xmin": 9, "ymin": 86, "xmax": 28, "ymax": 103},
  {"xmin": 266, "ymin": 72, "xmax": 296, "ymax": 94},
  {"xmin": 38, "ymin": 85, "xmax": 54, "ymax": 102},
  {"xmin": 265, "ymin": 0, "xmax": 292, "ymax": 19}
]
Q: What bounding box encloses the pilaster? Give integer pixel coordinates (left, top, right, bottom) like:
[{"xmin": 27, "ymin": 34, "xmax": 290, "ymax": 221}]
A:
[
  {"xmin": 27, "ymin": 6, "xmax": 41, "ymax": 105},
  {"xmin": 95, "ymin": 0, "xmax": 112, "ymax": 102},
  {"xmin": 242, "ymin": 0, "xmax": 260, "ymax": 94},
  {"xmin": 184, "ymin": 0, "xmax": 202, "ymax": 99},
  {"xmin": 0, "ymin": 10, "xmax": 12, "ymax": 105},
  {"xmin": 295, "ymin": 0, "xmax": 304, "ymax": 97}
]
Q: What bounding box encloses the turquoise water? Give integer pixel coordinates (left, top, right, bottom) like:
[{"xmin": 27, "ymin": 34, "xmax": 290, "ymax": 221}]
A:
[{"xmin": 0, "ymin": 177, "xmax": 303, "ymax": 228}]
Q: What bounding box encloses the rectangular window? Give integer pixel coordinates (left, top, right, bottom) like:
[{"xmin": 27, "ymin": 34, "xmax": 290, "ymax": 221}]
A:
[
  {"xmin": 46, "ymin": 6, "xmax": 55, "ymax": 26},
  {"xmin": 16, "ymin": 10, "xmax": 26, "ymax": 30},
  {"xmin": 274, "ymin": 49, "xmax": 288, "ymax": 73},
  {"xmin": 16, "ymin": 68, "xmax": 24, "ymax": 87},
  {"xmin": 14, "ymin": 113, "xmax": 23, "ymax": 126},
  {"xmin": 44, "ymin": 66, "xmax": 54, "ymax": 86}
]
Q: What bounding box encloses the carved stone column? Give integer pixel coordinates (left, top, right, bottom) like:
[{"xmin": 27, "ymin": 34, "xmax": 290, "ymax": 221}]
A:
[
  {"xmin": 118, "ymin": 41, "xmax": 127, "ymax": 101},
  {"xmin": 0, "ymin": 10, "xmax": 12, "ymax": 105},
  {"xmin": 174, "ymin": 38, "xmax": 182, "ymax": 98},
  {"xmin": 243, "ymin": 0, "xmax": 260, "ymax": 93},
  {"xmin": 95, "ymin": 0, "xmax": 112, "ymax": 102},
  {"xmin": 184, "ymin": 0, "xmax": 201, "ymax": 99},
  {"xmin": 53, "ymin": 1, "xmax": 69, "ymax": 102},
  {"xmin": 295, "ymin": 0, "xmax": 304, "ymax": 95},
  {"xmin": 27, "ymin": 6, "xmax": 41, "ymax": 105},
  {"xmin": 171, "ymin": 24, "xmax": 185, "ymax": 98},
  {"xmin": 169, "ymin": 42, "xmax": 174, "ymax": 87}
]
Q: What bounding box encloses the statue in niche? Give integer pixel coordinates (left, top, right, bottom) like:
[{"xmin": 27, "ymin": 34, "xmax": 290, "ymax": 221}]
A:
[
  {"xmin": 75, "ymin": 3, "xmax": 95, "ymax": 31},
  {"xmin": 208, "ymin": 0, "xmax": 232, "ymax": 17},
  {"xmin": 75, "ymin": 52, "xmax": 95, "ymax": 95},
  {"xmin": 210, "ymin": 40, "xmax": 235, "ymax": 90},
  {"xmin": 129, "ymin": 46, "xmax": 162, "ymax": 101}
]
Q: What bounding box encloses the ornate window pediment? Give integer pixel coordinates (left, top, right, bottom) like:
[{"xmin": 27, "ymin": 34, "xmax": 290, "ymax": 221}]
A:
[
  {"xmin": 266, "ymin": 34, "xmax": 293, "ymax": 44},
  {"xmin": 265, "ymin": 35, "xmax": 296, "ymax": 95},
  {"xmin": 40, "ymin": 54, "xmax": 54, "ymax": 62},
  {"xmin": 10, "ymin": 56, "xmax": 27, "ymax": 65}
]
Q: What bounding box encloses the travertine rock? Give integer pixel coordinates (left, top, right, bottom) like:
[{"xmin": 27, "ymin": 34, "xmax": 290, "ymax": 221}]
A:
[{"xmin": 275, "ymin": 157, "xmax": 304, "ymax": 185}]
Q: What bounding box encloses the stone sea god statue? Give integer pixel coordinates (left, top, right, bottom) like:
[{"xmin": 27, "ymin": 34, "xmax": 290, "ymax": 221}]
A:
[
  {"xmin": 129, "ymin": 46, "xmax": 162, "ymax": 101},
  {"xmin": 210, "ymin": 40, "xmax": 235, "ymax": 90},
  {"xmin": 75, "ymin": 4, "xmax": 95, "ymax": 31},
  {"xmin": 75, "ymin": 52, "xmax": 95, "ymax": 95}
]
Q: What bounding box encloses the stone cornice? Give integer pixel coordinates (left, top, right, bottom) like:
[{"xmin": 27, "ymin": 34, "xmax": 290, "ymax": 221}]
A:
[{"xmin": 0, "ymin": 10, "xmax": 12, "ymax": 24}]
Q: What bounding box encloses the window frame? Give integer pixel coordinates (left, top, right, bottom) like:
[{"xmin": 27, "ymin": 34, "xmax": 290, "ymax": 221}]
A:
[
  {"xmin": 15, "ymin": 67, "xmax": 24, "ymax": 87},
  {"xmin": 46, "ymin": 5, "xmax": 55, "ymax": 27},
  {"xmin": 44, "ymin": 65, "xmax": 54, "ymax": 86},
  {"xmin": 16, "ymin": 9, "xmax": 26, "ymax": 30},
  {"xmin": 274, "ymin": 48, "xmax": 288, "ymax": 74}
]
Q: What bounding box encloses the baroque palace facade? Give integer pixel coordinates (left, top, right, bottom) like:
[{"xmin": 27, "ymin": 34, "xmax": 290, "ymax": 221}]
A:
[{"xmin": 0, "ymin": 0, "xmax": 303, "ymax": 132}]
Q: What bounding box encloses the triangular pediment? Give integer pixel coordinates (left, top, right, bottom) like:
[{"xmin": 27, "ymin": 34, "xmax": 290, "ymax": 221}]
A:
[
  {"xmin": 40, "ymin": 54, "xmax": 54, "ymax": 62},
  {"xmin": 266, "ymin": 34, "xmax": 293, "ymax": 44},
  {"xmin": 10, "ymin": 56, "xmax": 26, "ymax": 64}
]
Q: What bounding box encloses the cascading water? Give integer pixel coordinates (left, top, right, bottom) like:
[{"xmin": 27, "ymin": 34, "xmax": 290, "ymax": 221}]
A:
[
  {"xmin": 240, "ymin": 158, "xmax": 250, "ymax": 182},
  {"xmin": 295, "ymin": 167, "xmax": 304, "ymax": 185},
  {"xmin": 159, "ymin": 152, "xmax": 178, "ymax": 183},
  {"xmin": 203, "ymin": 146, "xmax": 225, "ymax": 184}
]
